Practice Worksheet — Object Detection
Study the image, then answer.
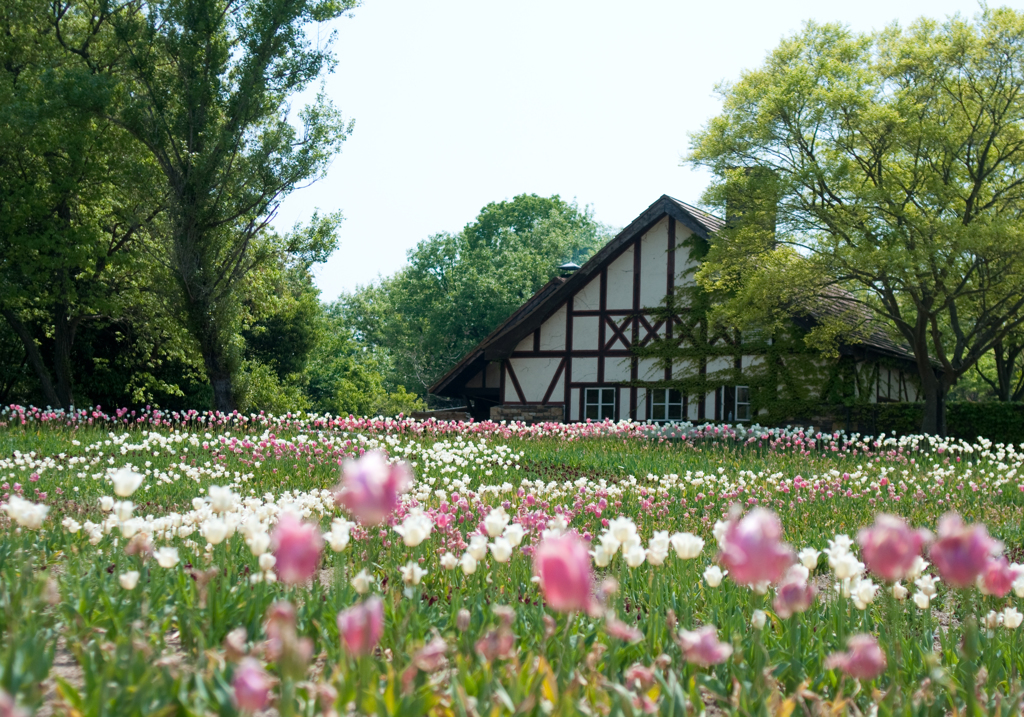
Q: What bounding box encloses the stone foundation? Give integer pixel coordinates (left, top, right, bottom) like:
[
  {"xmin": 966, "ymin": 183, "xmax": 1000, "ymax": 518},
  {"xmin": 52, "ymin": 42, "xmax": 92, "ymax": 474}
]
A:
[
  {"xmin": 489, "ymin": 404, "xmax": 565, "ymax": 424},
  {"xmin": 410, "ymin": 408, "xmax": 471, "ymax": 422}
]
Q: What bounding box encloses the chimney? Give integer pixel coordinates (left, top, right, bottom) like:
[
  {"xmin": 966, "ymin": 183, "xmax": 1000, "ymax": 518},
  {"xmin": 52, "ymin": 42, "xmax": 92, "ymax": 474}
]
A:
[{"xmin": 558, "ymin": 262, "xmax": 581, "ymax": 278}]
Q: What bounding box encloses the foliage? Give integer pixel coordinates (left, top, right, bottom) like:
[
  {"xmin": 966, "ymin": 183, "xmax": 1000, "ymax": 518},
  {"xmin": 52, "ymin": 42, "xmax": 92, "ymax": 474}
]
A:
[
  {"xmin": 688, "ymin": 8, "xmax": 1024, "ymax": 435},
  {"xmin": 108, "ymin": 0, "xmax": 355, "ymax": 411},
  {"xmin": 346, "ymin": 194, "xmax": 612, "ymax": 397}
]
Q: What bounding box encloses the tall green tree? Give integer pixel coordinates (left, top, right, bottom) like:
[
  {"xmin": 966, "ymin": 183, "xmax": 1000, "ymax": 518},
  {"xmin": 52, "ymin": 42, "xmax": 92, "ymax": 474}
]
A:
[
  {"xmin": 688, "ymin": 9, "xmax": 1024, "ymax": 434},
  {"xmin": 0, "ymin": 0, "xmax": 162, "ymax": 409},
  {"xmin": 345, "ymin": 194, "xmax": 610, "ymax": 397},
  {"xmin": 109, "ymin": 0, "xmax": 354, "ymax": 411}
]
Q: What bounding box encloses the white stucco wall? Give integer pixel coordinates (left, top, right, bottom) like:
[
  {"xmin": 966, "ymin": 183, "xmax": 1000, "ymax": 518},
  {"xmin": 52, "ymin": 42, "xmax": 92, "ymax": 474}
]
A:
[
  {"xmin": 509, "ymin": 357, "xmax": 562, "ymax": 402},
  {"xmin": 573, "ymin": 357, "xmax": 598, "ymax": 383},
  {"xmin": 574, "ymin": 277, "xmax": 601, "ymax": 311},
  {"xmin": 605, "ymin": 246, "xmax": 634, "ymax": 310},
  {"xmin": 569, "ymin": 388, "xmax": 580, "ymax": 420},
  {"xmin": 540, "ymin": 305, "xmax": 568, "ymax": 351},
  {"xmin": 572, "ymin": 315, "xmax": 600, "ymax": 351},
  {"xmin": 639, "ymin": 218, "xmax": 669, "ymax": 308}
]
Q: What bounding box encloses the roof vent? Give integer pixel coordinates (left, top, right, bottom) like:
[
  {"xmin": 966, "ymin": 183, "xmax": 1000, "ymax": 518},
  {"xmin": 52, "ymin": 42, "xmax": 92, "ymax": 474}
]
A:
[{"xmin": 558, "ymin": 262, "xmax": 581, "ymax": 277}]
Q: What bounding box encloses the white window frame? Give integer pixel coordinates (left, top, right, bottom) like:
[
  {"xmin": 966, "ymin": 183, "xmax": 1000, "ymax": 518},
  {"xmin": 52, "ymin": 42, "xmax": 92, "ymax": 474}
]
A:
[
  {"xmin": 735, "ymin": 385, "xmax": 751, "ymax": 422},
  {"xmin": 583, "ymin": 387, "xmax": 616, "ymax": 421},
  {"xmin": 650, "ymin": 388, "xmax": 684, "ymax": 422}
]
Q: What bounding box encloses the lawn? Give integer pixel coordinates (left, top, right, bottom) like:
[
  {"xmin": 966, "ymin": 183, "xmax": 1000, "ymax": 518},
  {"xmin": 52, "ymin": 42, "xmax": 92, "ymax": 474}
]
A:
[{"xmin": 2, "ymin": 406, "xmax": 1023, "ymax": 715}]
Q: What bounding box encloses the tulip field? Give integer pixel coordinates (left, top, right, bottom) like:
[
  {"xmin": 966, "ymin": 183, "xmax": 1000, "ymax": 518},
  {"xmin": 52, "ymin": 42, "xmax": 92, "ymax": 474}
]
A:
[{"xmin": 5, "ymin": 407, "xmax": 1024, "ymax": 715}]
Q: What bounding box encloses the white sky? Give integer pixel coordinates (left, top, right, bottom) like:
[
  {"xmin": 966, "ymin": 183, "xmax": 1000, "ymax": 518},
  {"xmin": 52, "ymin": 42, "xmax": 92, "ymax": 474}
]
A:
[{"xmin": 272, "ymin": 0, "xmax": 1005, "ymax": 301}]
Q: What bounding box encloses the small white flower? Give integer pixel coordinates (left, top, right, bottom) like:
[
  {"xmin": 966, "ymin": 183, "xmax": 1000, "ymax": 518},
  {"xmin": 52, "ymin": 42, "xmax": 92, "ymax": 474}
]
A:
[
  {"xmin": 154, "ymin": 547, "xmax": 179, "ymax": 569},
  {"xmin": 113, "ymin": 500, "xmax": 134, "ymax": 523},
  {"xmin": 703, "ymin": 565, "xmax": 726, "ymax": 588},
  {"xmin": 394, "ymin": 510, "xmax": 433, "ymax": 548},
  {"xmin": 913, "ymin": 591, "xmax": 930, "ymax": 610},
  {"xmin": 258, "ymin": 553, "xmax": 276, "ymax": 572},
  {"xmin": 247, "ymin": 531, "xmax": 271, "ymax": 557},
  {"xmin": 624, "ymin": 542, "xmax": 646, "ymax": 568},
  {"xmin": 119, "ymin": 571, "xmax": 140, "ymax": 590},
  {"xmin": 401, "ymin": 561, "xmax": 427, "ymax": 586},
  {"xmin": 751, "ymin": 609, "xmax": 767, "ymax": 630},
  {"xmin": 484, "ymin": 507, "xmax": 510, "ymax": 538},
  {"xmin": 503, "ymin": 523, "xmax": 525, "ymax": 547},
  {"xmin": 915, "ymin": 574, "xmax": 939, "ymax": 597},
  {"xmin": 351, "ymin": 569, "xmax": 374, "ymax": 594},
  {"xmin": 467, "ymin": 535, "xmax": 488, "ymax": 562},
  {"xmin": 489, "ymin": 537, "xmax": 513, "ymax": 563},
  {"xmin": 111, "ymin": 467, "xmax": 144, "ymax": 497},
  {"xmin": 203, "ymin": 517, "xmax": 228, "ymax": 545},
  {"xmin": 798, "ymin": 548, "xmax": 820, "ymax": 571},
  {"xmin": 670, "ymin": 532, "xmax": 704, "ymax": 560}
]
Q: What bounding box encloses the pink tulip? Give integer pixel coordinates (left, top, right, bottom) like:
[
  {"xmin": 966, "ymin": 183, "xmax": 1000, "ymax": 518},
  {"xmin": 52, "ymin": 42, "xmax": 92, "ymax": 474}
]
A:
[
  {"xmin": 773, "ymin": 566, "xmax": 816, "ymax": 619},
  {"xmin": 826, "ymin": 633, "xmax": 887, "ymax": 681},
  {"xmin": 718, "ymin": 507, "xmax": 794, "ymax": 586},
  {"xmin": 334, "ymin": 451, "xmax": 412, "ymax": 525},
  {"xmin": 233, "ymin": 658, "xmax": 271, "ymax": 712},
  {"xmin": 929, "ymin": 513, "xmax": 1000, "ymax": 588},
  {"xmin": 857, "ymin": 514, "xmax": 929, "ymax": 582},
  {"xmin": 337, "ymin": 596, "xmax": 385, "ymax": 657},
  {"xmin": 678, "ymin": 625, "xmax": 733, "ymax": 667},
  {"xmin": 605, "ymin": 614, "xmax": 643, "ymax": 642},
  {"xmin": 533, "ymin": 534, "xmax": 593, "ymax": 613},
  {"xmin": 271, "ymin": 513, "xmax": 324, "ymax": 585},
  {"xmin": 980, "ymin": 556, "xmax": 1015, "ymax": 597}
]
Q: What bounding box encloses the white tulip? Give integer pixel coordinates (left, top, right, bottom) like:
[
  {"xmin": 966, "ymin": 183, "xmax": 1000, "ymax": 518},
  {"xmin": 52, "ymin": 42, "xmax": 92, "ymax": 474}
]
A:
[
  {"xmin": 984, "ymin": 610, "xmax": 1002, "ymax": 630},
  {"xmin": 609, "ymin": 516, "xmax": 638, "ymax": 545},
  {"xmin": 394, "ymin": 511, "xmax": 433, "ymax": 547},
  {"xmin": 892, "ymin": 581, "xmax": 908, "ymax": 600},
  {"xmin": 247, "ymin": 531, "xmax": 271, "ymax": 556},
  {"xmin": 751, "ymin": 609, "xmax": 767, "ymax": 630},
  {"xmin": 111, "ymin": 467, "xmax": 144, "ymax": 497},
  {"xmin": 489, "ymin": 537, "xmax": 513, "ymax": 563},
  {"xmin": 119, "ymin": 571, "xmax": 140, "ymax": 590},
  {"xmin": 670, "ymin": 532, "xmax": 704, "ymax": 560},
  {"xmin": 484, "ymin": 507, "xmax": 510, "ymax": 538},
  {"xmin": 798, "ymin": 548, "xmax": 820, "ymax": 571},
  {"xmin": 460, "ymin": 553, "xmax": 478, "ymax": 575},
  {"xmin": 99, "ymin": 496, "xmax": 115, "ymax": 512},
  {"xmin": 3, "ymin": 496, "xmax": 49, "ymax": 530},
  {"xmin": 913, "ymin": 591, "xmax": 931, "ymax": 610},
  {"xmin": 703, "ymin": 565, "xmax": 726, "ymax": 588},
  {"xmin": 351, "ymin": 569, "xmax": 374, "ymax": 594},
  {"xmin": 712, "ymin": 519, "xmax": 729, "ymax": 547},
  {"xmin": 852, "ymin": 579, "xmax": 879, "ymax": 610},
  {"xmin": 503, "ymin": 523, "xmax": 525, "ymax": 547},
  {"xmin": 833, "ymin": 553, "xmax": 864, "ymax": 581},
  {"xmin": 915, "ymin": 574, "xmax": 939, "ymax": 597},
  {"xmin": 208, "ymin": 485, "xmax": 238, "ymax": 513},
  {"xmin": 1003, "ymin": 607, "xmax": 1023, "ymax": 630},
  {"xmin": 154, "ymin": 547, "xmax": 179, "ymax": 569},
  {"xmin": 624, "ymin": 543, "xmax": 646, "ymax": 568},
  {"xmin": 906, "ymin": 556, "xmax": 929, "ymax": 580},
  {"xmin": 113, "ymin": 500, "xmax": 134, "ymax": 522},
  {"xmin": 440, "ymin": 552, "xmax": 459, "ymax": 570},
  {"xmin": 203, "ymin": 517, "xmax": 228, "ymax": 545},
  {"xmin": 591, "ymin": 544, "xmax": 613, "ymax": 567},
  {"xmin": 325, "ymin": 520, "xmax": 351, "ymax": 552},
  {"xmin": 467, "ymin": 535, "xmax": 488, "ymax": 561},
  {"xmin": 258, "ymin": 553, "xmax": 276, "ymax": 572},
  {"xmin": 400, "ymin": 561, "xmax": 427, "ymax": 586}
]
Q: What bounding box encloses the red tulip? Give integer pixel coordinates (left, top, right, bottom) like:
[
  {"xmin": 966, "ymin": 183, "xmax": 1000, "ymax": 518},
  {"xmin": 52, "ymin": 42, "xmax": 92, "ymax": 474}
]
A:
[
  {"xmin": 678, "ymin": 625, "xmax": 733, "ymax": 667},
  {"xmin": 857, "ymin": 514, "xmax": 928, "ymax": 582},
  {"xmin": 826, "ymin": 633, "xmax": 887, "ymax": 680},
  {"xmin": 929, "ymin": 513, "xmax": 1000, "ymax": 588},
  {"xmin": 271, "ymin": 513, "xmax": 324, "ymax": 585},
  {"xmin": 718, "ymin": 507, "xmax": 794, "ymax": 586},
  {"xmin": 233, "ymin": 658, "xmax": 271, "ymax": 712},
  {"xmin": 337, "ymin": 596, "xmax": 385, "ymax": 657},
  {"xmin": 533, "ymin": 534, "xmax": 593, "ymax": 613},
  {"xmin": 335, "ymin": 451, "xmax": 412, "ymax": 526}
]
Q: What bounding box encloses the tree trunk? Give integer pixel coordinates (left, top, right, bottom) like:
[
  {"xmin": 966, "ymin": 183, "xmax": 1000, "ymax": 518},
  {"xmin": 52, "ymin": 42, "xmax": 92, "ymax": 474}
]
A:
[
  {"xmin": 920, "ymin": 381, "xmax": 947, "ymax": 436},
  {"xmin": 0, "ymin": 308, "xmax": 63, "ymax": 409},
  {"xmin": 194, "ymin": 315, "xmax": 236, "ymax": 413},
  {"xmin": 53, "ymin": 306, "xmax": 77, "ymax": 409}
]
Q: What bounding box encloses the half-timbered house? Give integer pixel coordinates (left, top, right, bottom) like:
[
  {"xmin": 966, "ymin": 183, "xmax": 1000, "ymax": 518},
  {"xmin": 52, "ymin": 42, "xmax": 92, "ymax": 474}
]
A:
[{"xmin": 428, "ymin": 195, "xmax": 921, "ymax": 423}]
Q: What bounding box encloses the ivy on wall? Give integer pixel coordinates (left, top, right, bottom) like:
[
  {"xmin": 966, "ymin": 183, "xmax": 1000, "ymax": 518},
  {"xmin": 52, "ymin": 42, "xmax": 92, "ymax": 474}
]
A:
[{"xmin": 630, "ymin": 232, "xmax": 921, "ymax": 422}]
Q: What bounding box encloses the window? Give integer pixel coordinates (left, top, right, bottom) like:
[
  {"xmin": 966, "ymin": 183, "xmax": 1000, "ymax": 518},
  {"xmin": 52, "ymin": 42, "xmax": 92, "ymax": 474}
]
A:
[
  {"xmin": 651, "ymin": 388, "xmax": 684, "ymax": 422},
  {"xmin": 584, "ymin": 388, "xmax": 616, "ymax": 420},
  {"xmin": 735, "ymin": 385, "xmax": 751, "ymax": 421}
]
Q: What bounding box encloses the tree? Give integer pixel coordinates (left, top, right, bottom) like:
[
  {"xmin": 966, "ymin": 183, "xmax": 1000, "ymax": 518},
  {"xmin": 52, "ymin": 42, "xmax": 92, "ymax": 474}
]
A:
[
  {"xmin": 345, "ymin": 194, "xmax": 610, "ymax": 396},
  {"xmin": 109, "ymin": 0, "xmax": 354, "ymax": 411},
  {"xmin": 0, "ymin": 0, "xmax": 163, "ymax": 409},
  {"xmin": 688, "ymin": 9, "xmax": 1024, "ymax": 434}
]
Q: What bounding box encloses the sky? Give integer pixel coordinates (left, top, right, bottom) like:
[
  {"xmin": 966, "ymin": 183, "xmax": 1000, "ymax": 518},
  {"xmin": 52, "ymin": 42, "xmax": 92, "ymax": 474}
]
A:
[{"xmin": 273, "ymin": 0, "xmax": 1006, "ymax": 300}]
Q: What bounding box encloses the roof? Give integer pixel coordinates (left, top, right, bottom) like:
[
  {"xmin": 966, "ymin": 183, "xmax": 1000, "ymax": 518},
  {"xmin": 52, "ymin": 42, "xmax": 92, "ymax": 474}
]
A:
[{"xmin": 429, "ymin": 194, "xmax": 918, "ymax": 397}]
